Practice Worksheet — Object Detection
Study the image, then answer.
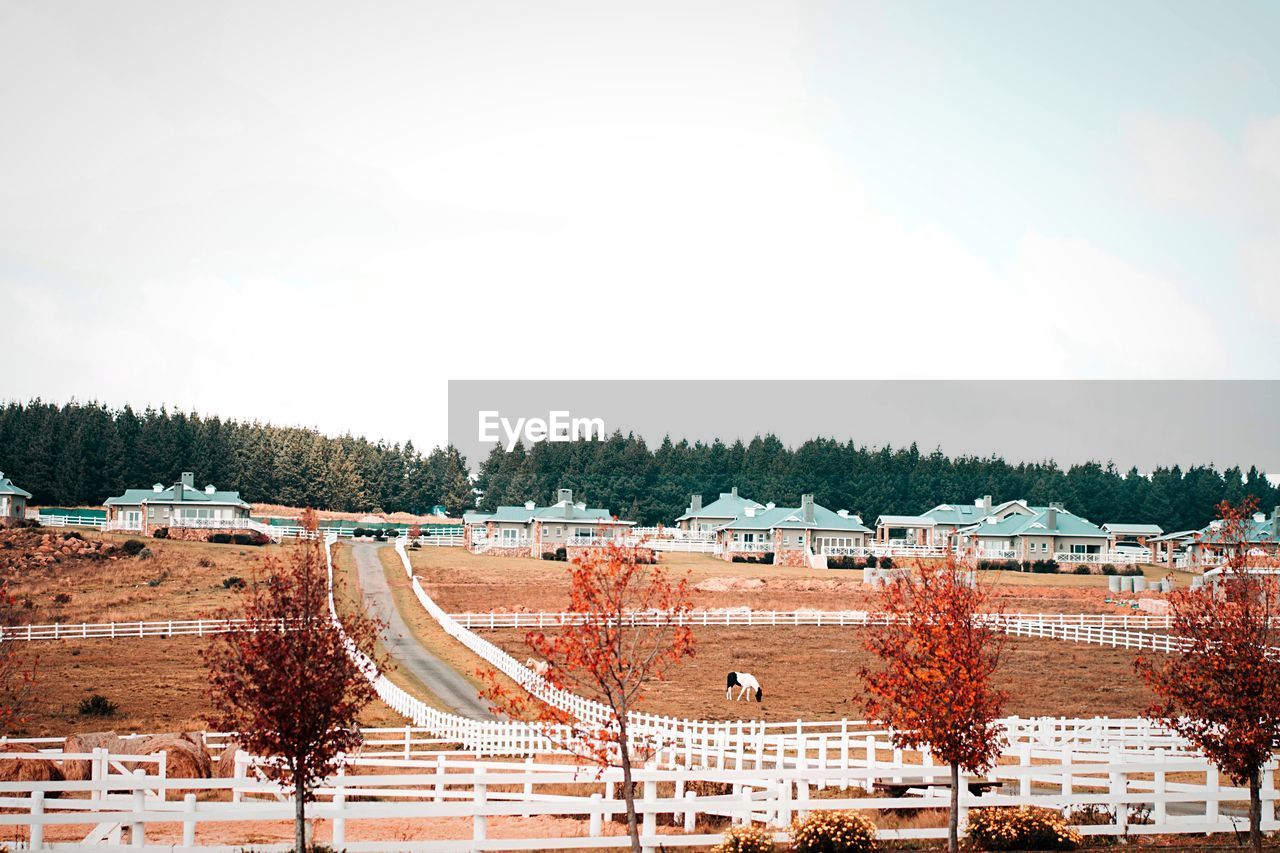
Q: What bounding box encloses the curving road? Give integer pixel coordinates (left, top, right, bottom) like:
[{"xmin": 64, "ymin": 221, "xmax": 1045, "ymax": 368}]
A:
[{"xmin": 350, "ymin": 542, "xmax": 497, "ymax": 720}]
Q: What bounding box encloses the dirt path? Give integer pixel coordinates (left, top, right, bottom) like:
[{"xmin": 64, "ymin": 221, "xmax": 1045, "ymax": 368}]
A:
[{"xmin": 351, "ymin": 542, "xmax": 496, "ymax": 719}]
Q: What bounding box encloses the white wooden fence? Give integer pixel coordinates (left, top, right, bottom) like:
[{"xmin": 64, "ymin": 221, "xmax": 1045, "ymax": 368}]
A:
[{"xmin": 0, "ymin": 747, "xmax": 1271, "ymax": 849}]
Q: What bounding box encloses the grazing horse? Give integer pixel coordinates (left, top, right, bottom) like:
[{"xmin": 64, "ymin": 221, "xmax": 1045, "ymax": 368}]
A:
[
  {"xmin": 725, "ymin": 671, "xmax": 763, "ymax": 702},
  {"xmin": 525, "ymin": 658, "xmax": 549, "ymax": 677}
]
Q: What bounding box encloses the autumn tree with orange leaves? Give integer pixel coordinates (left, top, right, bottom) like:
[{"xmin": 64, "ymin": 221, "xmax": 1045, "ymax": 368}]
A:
[
  {"xmin": 0, "ymin": 581, "xmax": 36, "ymax": 733},
  {"xmin": 1136, "ymin": 498, "xmax": 1280, "ymax": 853},
  {"xmin": 204, "ymin": 509, "xmax": 384, "ymax": 853},
  {"xmin": 860, "ymin": 555, "xmax": 1007, "ymax": 852},
  {"xmin": 480, "ymin": 543, "xmax": 694, "ymax": 853}
]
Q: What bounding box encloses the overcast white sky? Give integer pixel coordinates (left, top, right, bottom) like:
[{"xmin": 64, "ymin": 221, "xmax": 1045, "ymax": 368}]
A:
[{"xmin": 2, "ymin": 1, "xmax": 1277, "ymax": 452}]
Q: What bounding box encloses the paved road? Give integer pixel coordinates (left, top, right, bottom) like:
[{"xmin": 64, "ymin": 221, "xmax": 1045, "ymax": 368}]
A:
[{"xmin": 350, "ymin": 542, "xmax": 497, "ymax": 720}]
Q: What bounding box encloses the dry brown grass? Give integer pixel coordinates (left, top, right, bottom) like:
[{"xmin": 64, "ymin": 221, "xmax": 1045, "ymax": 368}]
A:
[
  {"xmin": 407, "ymin": 547, "xmax": 1184, "ymax": 617},
  {"xmin": 478, "ymin": 626, "xmax": 1154, "ymax": 722},
  {"xmin": 1, "ymin": 531, "xmax": 290, "ymax": 625}
]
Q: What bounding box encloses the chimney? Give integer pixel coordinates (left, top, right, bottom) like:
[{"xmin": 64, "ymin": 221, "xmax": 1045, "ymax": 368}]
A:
[
  {"xmin": 524, "ymin": 500, "xmax": 536, "ymax": 510},
  {"xmin": 205, "ymin": 484, "xmax": 216, "ymax": 495},
  {"xmin": 558, "ymin": 488, "xmax": 573, "ymax": 518},
  {"xmin": 766, "ymin": 502, "xmax": 775, "ymax": 510},
  {"xmin": 691, "ymin": 494, "xmax": 702, "ymax": 514},
  {"xmin": 181, "ymin": 472, "xmax": 194, "ymax": 489},
  {"xmin": 152, "ymin": 483, "xmax": 164, "ymax": 493},
  {"xmin": 802, "ymin": 494, "xmax": 814, "ymax": 524},
  {"xmin": 982, "ymin": 495, "xmax": 992, "ymax": 513},
  {"xmin": 173, "ymin": 481, "xmax": 184, "ymax": 501},
  {"xmin": 731, "ymin": 486, "xmax": 738, "ymax": 499},
  {"xmin": 1045, "ymin": 507, "xmax": 1057, "ymax": 532},
  {"xmin": 744, "ymin": 506, "xmax": 755, "ymax": 518},
  {"xmin": 837, "ymin": 509, "xmax": 849, "ymax": 519}
]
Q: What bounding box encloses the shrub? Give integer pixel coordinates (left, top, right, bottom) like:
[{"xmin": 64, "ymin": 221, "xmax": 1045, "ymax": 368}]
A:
[
  {"xmin": 223, "ymin": 576, "xmax": 246, "ymax": 589},
  {"xmin": 1101, "ymin": 564, "xmax": 1117, "ymax": 576},
  {"xmin": 878, "ymin": 557, "xmax": 894, "ymax": 569},
  {"xmin": 78, "ymin": 694, "xmax": 119, "ymax": 717},
  {"xmin": 209, "ymin": 533, "xmax": 233, "ymax": 544},
  {"xmin": 1031, "ymin": 560, "xmax": 1059, "ymax": 574},
  {"xmin": 64, "ymin": 531, "xmax": 83, "ymax": 541},
  {"xmin": 120, "ymin": 539, "xmax": 147, "ymax": 556},
  {"xmin": 732, "ymin": 555, "xmax": 746, "ymax": 563},
  {"xmin": 152, "ymin": 527, "xmax": 169, "ymax": 539},
  {"xmin": 137, "ymin": 546, "xmax": 154, "ymax": 560},
  {"xmin": 541, "ymin": 551, "xmax": 559, "ymax": 561},
  {"xmin": 713, "ymin": 824, "xmax": 776, "ymax": 853},
  {"xmin": 1003, "ymin": 559, "xmax": 1020, "ymax": 571},
  {"xmin": 1073, "ymin": 565, "xmax": 1091, "ymax": 575},
  {"xmin": 864, "ymin": 555, "xmax": 878, "ymax": 568},
  {"xmin": 197, "ymin": 556, "xmax": 214, "ymax": 568},
  {"xmin": 966, "ymin": 806, "xmax": 1081, "ymax": 851},
  {"xmin": 352, "ymin": 527, "xmax": 366, "ymax": 538},
  {"xmin": 53, "ymin": 592, "xmax": 72, "ymax": 606},
  {"xmin": 1121, "ymin": 565, "xmax": 1144, "ymax": 577},
  {"xmin": 790, "ymin": 811, "xmax": 878, "ymax": 853},
  {"xmin": 977, "ymin": 559, "xmax": 994, "ymax": 571}
]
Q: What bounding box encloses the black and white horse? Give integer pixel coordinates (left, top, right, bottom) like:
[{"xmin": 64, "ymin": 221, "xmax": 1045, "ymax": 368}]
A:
[{"xmin": 726, "ymin": 671, "xmax": 762, "ymax": 702}]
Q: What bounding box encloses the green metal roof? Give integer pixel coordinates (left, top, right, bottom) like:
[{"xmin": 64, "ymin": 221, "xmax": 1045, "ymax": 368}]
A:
[
  {"xmin": 104, "ymin": 485, "xmax": 249, "ymax": 508},
  {"xmin": 967, "ymin": 508, "xmax": 1109, "ymax": 539},
  {"xmin": 464, "ymin": 500, "xmax": 628, "ymax": 525},
  {"xmin": 0, "ymin": 474, "xmax": 32, "ymax": 499},
  {"xmin": 721, "ymin": 502, "xmax": 869, "ymax": 533},
  {"xmin": 675, "ymin": 490, "xmax": 763, "ymax": 522}
]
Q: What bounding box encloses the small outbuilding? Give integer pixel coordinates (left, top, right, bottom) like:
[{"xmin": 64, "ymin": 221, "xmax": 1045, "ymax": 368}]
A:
[{"xmin": 0, "ymin": 472, "xmax": 32, "ymax": 527}]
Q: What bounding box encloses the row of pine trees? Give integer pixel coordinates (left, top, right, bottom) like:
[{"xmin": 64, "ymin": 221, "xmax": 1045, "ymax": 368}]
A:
[
  {"xmin": 0, "ymin": 401, "xmax": 473, "ymax": 515},
  {"xmin": 2, "ymin": 400, "xmax": 1277, "ymax": 532}
]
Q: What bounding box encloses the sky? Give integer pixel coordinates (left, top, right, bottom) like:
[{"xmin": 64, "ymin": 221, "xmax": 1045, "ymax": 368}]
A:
[{"xmin": 1, "ymin": 0, "xmax": 1277, "ymax": 453}]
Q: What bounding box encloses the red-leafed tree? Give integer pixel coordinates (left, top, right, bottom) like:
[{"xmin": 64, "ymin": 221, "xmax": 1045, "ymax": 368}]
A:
[
  {"xmin": 1136, "ymin": 498, "xmax": 1280, "ymax": 853},
  {"xmin": 204, "ymin": 509, "xmax": 383, "ymax": 852},
  {"xmin": 860, "ymin": 555, "xmax": 1007, "ymax": 852},
  {"xmin": 480, "ymin": 543, "xmax": 694, "ymax": 853}
]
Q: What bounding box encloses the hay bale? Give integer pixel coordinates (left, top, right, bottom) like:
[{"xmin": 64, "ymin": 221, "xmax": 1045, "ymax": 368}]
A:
[
  {"xmin": 62, "ymin": 731, "xmax": 121, "ymax": 781},
  {"xmin": 212, "ymin": 739, "xmax": 244, "ymax": 778},
  {"xmin": 118, "ymin": 735, "xmax": 213, "ymax": 780},
  {"xmin": 0, "ymin": 743, "xmax": 65, "ymax": 796}
]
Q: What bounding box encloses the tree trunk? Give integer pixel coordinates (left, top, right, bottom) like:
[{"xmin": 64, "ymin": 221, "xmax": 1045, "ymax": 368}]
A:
[
  {"xmin": 949, "ymin": 761, "xmax": 960, "ymax": 853},
  {"xmin": 1250, "ymin": 767, "xmax": 1262, "ymax": 853},
  {"xmin": 618, "ymin": 733, "xmax": 641, "ymax": 853},
  {"xmin": 295, "ymin": 776, "xmax": 307, "ymax": 853}
]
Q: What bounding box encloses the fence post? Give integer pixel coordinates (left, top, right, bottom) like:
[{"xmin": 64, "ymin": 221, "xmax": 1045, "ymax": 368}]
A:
[
  {"xmin": 683, "ymin": 790, "xmax": 697, "ymax": 832},
  {"xmin": 435, "ymin": 754, "xmax": 446, "ymax": 802},
  {"xmin": 1152, "ymin": 748, "xmax": 1167, "ymax": 825},
  {"xmin": 29, "ymin": 790, "xmax": 43, "ymax": 851},
  {"xmin": 472, "ymin": 780, "xmax": 487, "ymax": 850},
  {"xmin": 232, "ymin": 750, "xmax": 246, "ymax": 803},
  {"xmin": 642, "ymin": 772, "xmax": 657, "ymax": 853},
  {"xmin": 131, "ymin": 768, "xmax": 146, "ymax": 847},
  {"xmin": 522, "ymin": 755, "xmax": 534, "ymax": 818},
  {"xmin": 1109, "ymin": 764, "xmax": 1127, "ymax": 833},
  {"xmin": 182, "ymin": 792, "xmax": 197, "ymax": 848}
]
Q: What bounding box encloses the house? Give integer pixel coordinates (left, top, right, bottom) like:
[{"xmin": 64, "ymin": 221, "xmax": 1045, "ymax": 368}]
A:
[
  {"xmin": 958, "ymin": 503, "xmax": 1112, "ymax": 564},
  {"xmin": 1172, "ymin": 506, "xmax": 1279, "ymax": 570},
  {"xmin": 463, "ymin": 489, "xmax": 635, "ymax": 558},
  {"xmin": 0, "ymin": 473, "xmax": 32, "ymax": 527},
  {"xmin": 674, "ymin": 487, "xmax": 763, "ymax": 533},
  {"xmin": 104, "ymin": 472, "xmax": 252, "ymax": 536},
  {"xmin": 715, "ymin": 494, "xmax": 871, "ymax": 567},
  {"xmin": 1102, "ymin": 523, "xmax": 1164, "ymax": 546},
  {"xmin": 875, "ymin": 496, "xmax": 1037, "ymax": 551}
]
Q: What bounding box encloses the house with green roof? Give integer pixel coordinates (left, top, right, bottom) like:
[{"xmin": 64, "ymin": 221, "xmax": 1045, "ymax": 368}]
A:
[
  {"xmin": 0, "ymin": 472, "xmax": 32, "ymax": 527},
  {"xmin": 874, "ymin": 496, "xmax": 1035, "ymax": 553},
  {"xmin": 715, "ymin": 494, "xmax": 871, "ymax": 567},
  {"xmin": 674, "ymin": 487, "xmax": 763, "ymax": 533},
  {"xmin": 1172, "ymin": 506, "xmax": 1279, "ymax": 570},
  {"xmin": 104, "ymin": 472, "xmax": 251, "ymax": 535},
  {"xmin": 958, "ymin": 503, "xmax": 1114, "ymax": 565},
  {"xmin": 463, "ymin": 489, "xmax": 634, "ymax": 558}
]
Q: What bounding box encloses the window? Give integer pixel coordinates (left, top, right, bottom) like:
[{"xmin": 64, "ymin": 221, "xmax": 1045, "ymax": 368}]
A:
[
  {"xmin": 148, "ymin": 507, "xmax": 155, "ymax": 519},
  {"xmin": 797, "ymin": 535, "xmax": 804, "ymax": 545},
  {"xmin": 575, "ymin": 528, "xmax": 592, "ymax": 538}
]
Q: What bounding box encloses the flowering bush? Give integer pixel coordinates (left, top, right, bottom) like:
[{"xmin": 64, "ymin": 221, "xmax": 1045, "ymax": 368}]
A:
[
  {"xmin": 790, "ymin": 810, "xmax": 878, "ymax": 853},
  {"xmin": 966, "ymin": 806, "xmax": 1082, "ymax": 851},
  {"xmin": 711, "ymin": 824, "xmax": 776, "ymax": 853}
]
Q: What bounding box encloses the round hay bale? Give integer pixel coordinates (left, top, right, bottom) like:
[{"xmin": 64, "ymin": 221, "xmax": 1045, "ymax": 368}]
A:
[
  {"xmin": 62, "ymin": 731, "xmax": 121, "ymax": 781},
  {"xmin": 212, "ymin": 739, "xmax": 244, "ymax": 778},
  {"xmin": 120, "ymin": 735, "xmax": 213, "ymax": 780},
  {"xmin": 0, "ymin": 743, "xmax": 65, "ymax": 796}
]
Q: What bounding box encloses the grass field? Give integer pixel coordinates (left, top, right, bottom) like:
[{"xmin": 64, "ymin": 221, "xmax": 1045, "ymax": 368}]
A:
[
  {"xmin": 3, "ymin": 535, "xmax": 406, "ymax": 736},
  {"xmin": 3, "ymin": 531, "xmax": 287, "ymax": 625},
  {"xmin": 407, "ymin": 547, "xmax": 1188, "ymax": 616},
  {"xmin": 479, "ymin": 626, "xmax": 1153, "ymax": 721}
]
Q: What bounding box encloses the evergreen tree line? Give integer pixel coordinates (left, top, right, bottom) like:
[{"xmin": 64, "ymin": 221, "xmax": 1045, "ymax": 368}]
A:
[
  {"xmin": 0, "ymin": 401, "xmax": 474, "ymax": 515},
  {"xmin": 476, "ymin": 432, "xmax": 1280, "ymax": 533}
]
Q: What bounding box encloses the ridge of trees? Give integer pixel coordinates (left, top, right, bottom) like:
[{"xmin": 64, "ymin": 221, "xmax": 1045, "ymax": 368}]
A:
[{"xmin": 3, "ymin": 400, "xmax": 1277, "ymax": 532}]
